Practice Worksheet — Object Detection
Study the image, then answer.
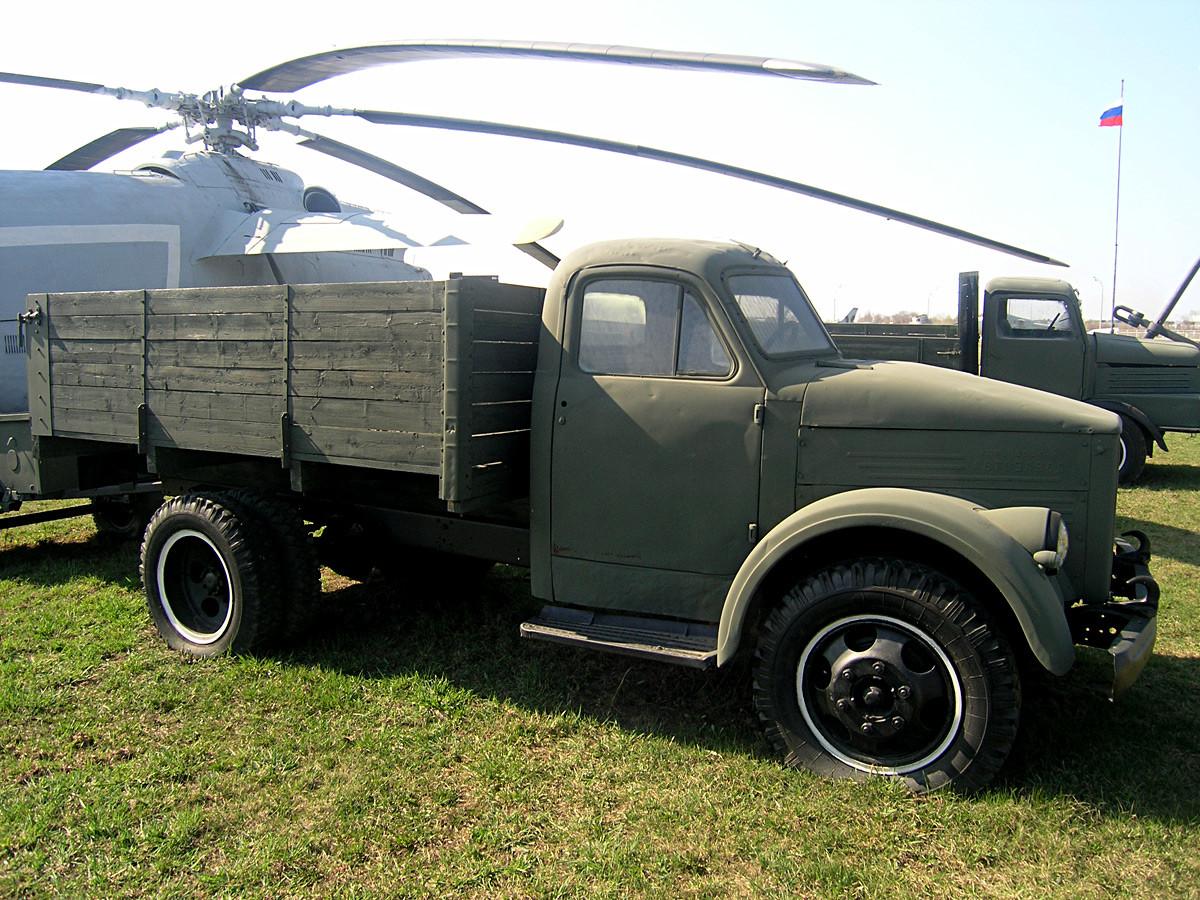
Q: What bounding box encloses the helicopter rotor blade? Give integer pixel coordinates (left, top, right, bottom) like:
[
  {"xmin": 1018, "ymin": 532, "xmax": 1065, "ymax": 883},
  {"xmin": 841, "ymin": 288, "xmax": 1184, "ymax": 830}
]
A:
[
  {"xmin": 292, "ymin": 132, "xmax": 490, "ymax": 214},
  {"xmin": 238, "ymin": 40, "xmax": 876, "ymax": 93},
  {"xmin": 47, "ymin": 124, "xmax": 180, "ymax": 171},
  {"xmin": 319, "ymin": 107, "xmax": 1065, "ymax": 266}
]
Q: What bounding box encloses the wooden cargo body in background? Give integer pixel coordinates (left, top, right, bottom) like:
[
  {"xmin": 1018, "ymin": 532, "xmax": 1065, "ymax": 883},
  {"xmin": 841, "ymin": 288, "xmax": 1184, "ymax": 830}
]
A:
[{"xmin": 24, "ymin": 277, "xmax": 544, "ymax": 512}]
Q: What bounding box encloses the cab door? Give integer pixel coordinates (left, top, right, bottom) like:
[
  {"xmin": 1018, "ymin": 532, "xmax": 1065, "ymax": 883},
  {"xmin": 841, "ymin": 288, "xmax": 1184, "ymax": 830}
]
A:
[
  {"xmin": 981, "ymin": 293, "xmax": 1087, "ymax": 399},
  {"xmin": 549, "ymin": 272, "xmax": 764, "ymax": 622}
]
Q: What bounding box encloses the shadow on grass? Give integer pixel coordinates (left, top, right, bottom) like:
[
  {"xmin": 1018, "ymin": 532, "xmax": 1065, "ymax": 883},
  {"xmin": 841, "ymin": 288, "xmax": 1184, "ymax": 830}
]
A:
[
  {"xmin": 1114, "ymin": 511, "xmax": 1200, "ymax": 568},
  {"xmin": 0, "ymin": 532, "xmax": 140, "ymax": 587},
  {"xmin": 1134, "ymin": 459, "xmax": 1200, "ymax": 492},
  {"xmin": 285, "ymin": 567, "xmax": 1200, "ymax": 824}
]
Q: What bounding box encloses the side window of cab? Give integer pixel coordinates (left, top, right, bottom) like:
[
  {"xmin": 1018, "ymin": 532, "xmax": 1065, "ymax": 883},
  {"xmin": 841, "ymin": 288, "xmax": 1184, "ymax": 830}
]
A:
[
  {"xmin": 1001, "ymin": 297, "xmax": 1075, "ymax": 338},
  {"xmin": 578, "ymin": 279, "xmax": 732, "ymax": 377}
]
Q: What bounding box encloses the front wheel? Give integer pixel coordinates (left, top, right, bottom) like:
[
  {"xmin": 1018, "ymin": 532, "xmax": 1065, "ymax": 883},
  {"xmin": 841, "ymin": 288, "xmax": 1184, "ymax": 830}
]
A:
[{"xmin": 753, "ymin": 559, "xmax": 1020, "ymax": 793}]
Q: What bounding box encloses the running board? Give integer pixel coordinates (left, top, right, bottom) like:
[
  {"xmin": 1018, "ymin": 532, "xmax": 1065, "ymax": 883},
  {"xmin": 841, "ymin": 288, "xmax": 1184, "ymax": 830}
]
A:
[{"xmin": 520, "ymin": 606, "xmax": 718, "ymax": 669}]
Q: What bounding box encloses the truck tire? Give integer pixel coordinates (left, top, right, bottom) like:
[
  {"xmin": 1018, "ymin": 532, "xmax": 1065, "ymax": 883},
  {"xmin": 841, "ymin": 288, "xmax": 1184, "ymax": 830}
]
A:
[
  {"xmin": 140, "ymin": 493, "xmax": 279, "ymax": 657},
  {"xmin": 1118, "ymin": 416, "xmax": 1147, "ymax": 484},
  {"xmin": 753, "ymin": 559, "xmax": 1021, "ymax": 793},
  {"xmin": 91, "ymin": 493, "xmax": 162, "ymax": 541},
  {"xmin": 227, "ymin": 490, "xmax": 321, "ymax": 641}
]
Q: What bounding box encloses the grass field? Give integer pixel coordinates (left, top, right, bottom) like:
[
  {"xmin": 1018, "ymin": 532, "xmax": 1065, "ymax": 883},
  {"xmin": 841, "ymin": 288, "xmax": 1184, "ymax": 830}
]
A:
[{"xmin": 3, "ymin": 441, "xmax": 1200, "ymax": 899}]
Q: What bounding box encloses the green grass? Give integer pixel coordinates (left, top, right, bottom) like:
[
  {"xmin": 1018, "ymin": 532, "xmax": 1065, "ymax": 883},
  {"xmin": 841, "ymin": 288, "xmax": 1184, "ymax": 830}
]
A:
[{"xmin": 4, "ymin": 447, "xmax": 1200, "ymax": 899}]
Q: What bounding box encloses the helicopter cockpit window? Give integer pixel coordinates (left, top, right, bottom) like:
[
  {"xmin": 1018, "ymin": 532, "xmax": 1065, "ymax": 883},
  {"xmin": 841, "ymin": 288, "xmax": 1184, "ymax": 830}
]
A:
[
  {"xmin": 303, "ymin": 187, "xmax": 341, "ymax": 213},
  {"xmin": 579, "ymin": 279, "xmax": 732, "ymax": 377},
  {"xmin": 727, "ymin": 273, "xmax": 834, "ymax": 357},
  {"xmin": 1002, "ymin": 297, "xmax": 1074, "ymax": 337}
]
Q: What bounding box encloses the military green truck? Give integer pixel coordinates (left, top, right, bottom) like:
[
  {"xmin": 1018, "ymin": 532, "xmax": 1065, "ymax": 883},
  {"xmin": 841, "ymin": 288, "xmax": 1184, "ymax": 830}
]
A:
[
  {"xmin": 826, "ymin": 272, "xmax": 1200, "ymax": 482},
  {"xmin": 15, "ymin": 238, "xmax": 1157, "ymax": 793}
]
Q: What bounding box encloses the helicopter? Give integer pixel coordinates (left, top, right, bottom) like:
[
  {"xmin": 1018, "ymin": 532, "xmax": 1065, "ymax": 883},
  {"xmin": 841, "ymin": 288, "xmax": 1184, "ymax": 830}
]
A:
[{"xmin": 0, "ymin": 40, "xmax": 1066, "ymax": 416}]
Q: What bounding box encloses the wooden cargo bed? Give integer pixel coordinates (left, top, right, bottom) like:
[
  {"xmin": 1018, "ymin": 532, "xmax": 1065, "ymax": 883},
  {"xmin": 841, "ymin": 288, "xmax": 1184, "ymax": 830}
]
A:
[{"xmin": 25, "ymin": 277, "xmax": 544, "ymax": 512}]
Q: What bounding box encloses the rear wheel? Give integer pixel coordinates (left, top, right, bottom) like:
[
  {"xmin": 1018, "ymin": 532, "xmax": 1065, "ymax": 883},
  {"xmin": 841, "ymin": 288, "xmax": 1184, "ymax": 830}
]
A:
[
  {"xmin": 753, "ymin": 559, "xmax": 1020, "ymax": 793},
  {"xmin": 91, "ymin": 493, "xmax": 161, "ymax": 541},
  {"xmin": 140, "ymin": 494, "xmax": 278, "ymax": 657},
  {"xmin": 1118, "ymin": 416, "xmax": 1147, "ymax": 484}
]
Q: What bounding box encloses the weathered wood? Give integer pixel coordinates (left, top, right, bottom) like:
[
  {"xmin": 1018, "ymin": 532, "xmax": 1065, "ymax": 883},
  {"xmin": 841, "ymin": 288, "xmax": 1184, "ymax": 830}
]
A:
[
  {"xmin": 289, "ymin": 340, "xmax": 442, "ymax": 373},
  {"xmin": 40, "ymin": 278, "xmax": 542, "ymax": 506},
  {"xmin": 289, "ymin": 396, "xmax": 440, "ymax": 433},
  {"xmin": 469, "ymin": 400, "xmax": 533, "ymax": 436},
  {"xmin": 291, "ymin": 424, "xmax": 442, "ymax": 470},
  {"xmin": 147, "ymin": 340, "xmax": 284, "ymax": 370},
  {"xmin": 49, "ymin": 314, "xmax": 143, "ymax": 341},
  {"xmin": 289, "ymin": 368, "xmax": 441, "ymax": 404}
]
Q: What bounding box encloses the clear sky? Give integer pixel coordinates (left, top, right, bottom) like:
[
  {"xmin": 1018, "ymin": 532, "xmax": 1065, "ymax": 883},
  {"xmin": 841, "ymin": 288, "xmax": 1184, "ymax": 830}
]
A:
[{"xmin": 2, "ymin": 0, "xmax": 1197, "ymax": 321}]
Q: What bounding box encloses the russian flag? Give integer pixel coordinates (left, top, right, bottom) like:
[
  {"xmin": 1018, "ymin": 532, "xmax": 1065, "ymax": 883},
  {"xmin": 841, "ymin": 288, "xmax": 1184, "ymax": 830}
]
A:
[{"xmin": 1100, "ymin": 100, "xmax": 1123, "ymax": 127}]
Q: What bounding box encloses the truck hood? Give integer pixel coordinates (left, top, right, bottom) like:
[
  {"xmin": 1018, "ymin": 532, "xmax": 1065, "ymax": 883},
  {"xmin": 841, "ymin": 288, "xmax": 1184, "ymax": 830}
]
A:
[
  {"xmin": 795, "ymin": 359, "xmax": 1119, "ymax": 434},
  {"xmin": 1093, "ymin": 331, "xmax": 1200, "ymax": 367}
]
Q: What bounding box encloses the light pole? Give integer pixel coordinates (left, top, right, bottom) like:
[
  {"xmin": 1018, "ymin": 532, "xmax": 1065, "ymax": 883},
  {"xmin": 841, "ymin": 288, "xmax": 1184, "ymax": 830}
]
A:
[{"xmin": 1091, "ymin": 275, "xmax": 1105, "ymax": 331}]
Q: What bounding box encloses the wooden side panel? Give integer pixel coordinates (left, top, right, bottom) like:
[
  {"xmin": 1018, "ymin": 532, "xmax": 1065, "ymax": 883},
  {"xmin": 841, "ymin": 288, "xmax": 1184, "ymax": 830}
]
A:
[
  {"xmin": 287, "ymin": 282, "xmax": 445, "ymax": 471},
  {"xmin": 40, "ymin": 290, "xmax": 145, "ymax": 442},
  {"xmin": 38, "ymin": 278, "xmax": 546, "ymax": 500},
  {"xmin": 443, "ymin": 278, "xmax": 544, "ymax": 511}
]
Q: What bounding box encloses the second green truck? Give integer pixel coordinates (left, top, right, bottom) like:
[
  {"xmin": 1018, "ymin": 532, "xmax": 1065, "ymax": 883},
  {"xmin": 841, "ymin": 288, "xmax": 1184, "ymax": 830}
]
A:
[{"xmin": 827, "ymin": 272, "xmax": 1200, "ymax": 482}]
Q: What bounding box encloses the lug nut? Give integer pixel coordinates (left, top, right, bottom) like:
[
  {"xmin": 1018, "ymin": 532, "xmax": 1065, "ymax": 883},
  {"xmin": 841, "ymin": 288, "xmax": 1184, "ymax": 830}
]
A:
[
  {"xmin": 837, "ymin": 699, "xmax": 851, "ymax": 711},
  {"xmin": 897, "ymin": 686, "xmax": 911, "ymax": 699},
  {"xmin": 841, "ymin": 669, "xmax": 854, "ymax": 681},
  {"xmin": 872, "ymin": 662, "xmax": 886, "ymax": 675},
  {"xmin": 861, "ymin": 723, "xmax": 874, "ymax": 734},
  {"xmin": 892, "ymin": 717, "xmax": 905, "ymax": 729}
]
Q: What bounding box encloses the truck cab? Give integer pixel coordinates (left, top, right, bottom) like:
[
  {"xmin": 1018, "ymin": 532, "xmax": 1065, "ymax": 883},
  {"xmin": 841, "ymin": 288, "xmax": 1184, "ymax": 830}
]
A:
[{"xmin": 981, "ymin": 277, "xmax": 1200, "ymax": 480}]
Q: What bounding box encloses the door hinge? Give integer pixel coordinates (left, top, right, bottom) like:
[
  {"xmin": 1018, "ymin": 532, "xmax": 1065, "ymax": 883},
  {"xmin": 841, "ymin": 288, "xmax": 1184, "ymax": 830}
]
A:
[
  {"xmin": 753, "ymin": 403, "xmax": 765, "ymax": 425},
  {"xmin": 748, "ymin": 523, "xmax": 759, "ymax": 544}
]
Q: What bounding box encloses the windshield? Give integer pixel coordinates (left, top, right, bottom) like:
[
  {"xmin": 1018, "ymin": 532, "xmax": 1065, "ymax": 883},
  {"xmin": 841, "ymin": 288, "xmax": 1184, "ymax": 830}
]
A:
[{"xmin": 727, "ymin": 273, "xmax": 834, "ymax": 357}]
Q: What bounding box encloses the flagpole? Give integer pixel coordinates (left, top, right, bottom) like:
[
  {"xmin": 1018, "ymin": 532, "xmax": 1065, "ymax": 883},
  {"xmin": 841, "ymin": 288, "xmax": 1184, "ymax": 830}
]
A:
[{"xmin": 1110, "ymin": 79, "xmax": 1124, "ymax": 324}]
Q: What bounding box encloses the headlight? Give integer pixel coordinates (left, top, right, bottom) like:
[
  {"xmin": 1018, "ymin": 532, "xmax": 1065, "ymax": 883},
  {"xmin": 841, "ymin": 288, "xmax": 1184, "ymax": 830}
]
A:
[
  {"xmin": 980, "ymin": 507, "xmax": 1069, "ymax": 571},
  {"xmin": 1032, "ymin": 511, "xmax": 1069, "ymax": 571}
]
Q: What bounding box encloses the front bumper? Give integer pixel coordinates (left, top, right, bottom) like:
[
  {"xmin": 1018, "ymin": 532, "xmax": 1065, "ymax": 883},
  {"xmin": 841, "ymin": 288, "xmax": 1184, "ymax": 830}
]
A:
[{"xmin": 1065, "ymin": 530, "xmax": 1159, "ymax": 699}]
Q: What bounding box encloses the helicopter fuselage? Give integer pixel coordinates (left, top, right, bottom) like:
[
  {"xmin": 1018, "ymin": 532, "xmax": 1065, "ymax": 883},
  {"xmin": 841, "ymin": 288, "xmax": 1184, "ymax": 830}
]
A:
[{"xmin": 0, "ymin": 151, "xmax": 430, "ymax": 413}]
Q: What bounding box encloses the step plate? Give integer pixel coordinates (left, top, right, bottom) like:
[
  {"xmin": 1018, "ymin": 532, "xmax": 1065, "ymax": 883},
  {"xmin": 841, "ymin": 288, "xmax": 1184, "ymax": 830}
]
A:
[{"xmin": 520, "ymin": 606, "xmax": 717, "ymax": 669}]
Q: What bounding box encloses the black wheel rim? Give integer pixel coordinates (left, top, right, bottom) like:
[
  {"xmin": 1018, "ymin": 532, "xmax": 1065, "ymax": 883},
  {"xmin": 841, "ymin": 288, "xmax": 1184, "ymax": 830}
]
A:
[
  {"xmin": 157, "ymin": 529, "xmax": 234, "ymax": 645},
  {"xmin": 796, "ymin": 614, "xmax": 963, "ymax": 774}
]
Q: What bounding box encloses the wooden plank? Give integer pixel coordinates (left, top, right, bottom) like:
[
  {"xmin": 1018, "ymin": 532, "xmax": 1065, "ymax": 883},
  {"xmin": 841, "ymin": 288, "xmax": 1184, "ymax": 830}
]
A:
[
  {"xmin": 50, "ymin": 384, "xmax": 142, "ymax": 414},
  {"xmin": 146, "ymin": 388, "xmax": 282, "ymax": 425},
  {"xmin": 147, "ymin": 340, "xmax": 284, "ymax": 370},
  {"xmin": 49, "ymin": 343, "xmax": 143, "ymax": 368},
  {"xmin": 145, "ymin": 312, "xmax": 284, "ymax": 341},
  {"xmin": 461, "ymin": 279, "xmax": 545, "ymax": 315},
  {"xmin": 146, "ymin": 285, "xmax": 288, "ymax": 316},
  {"xmin": 469, "ymin": 400, "xmax": 532, "ymax": 436},
  {"xmin": 148, "ymin": 416, "xmax": 279, "ymax": 456},
  {"xmin": 289, "ymin": 368, "xmax": 441, "ymax": 404},
  {"xmin": 291, "ymin": 423, "xmax": 442, "ymax": 469},
  {"xmin": 147, "ymin": 365, "xmax": 284, "ymax": 394},
  {"xmin": 465, "ymin": 430, "xmax": 530, "ymax": 468},
  {"xmin": 289, "ymin": 310, "xmax": 442, "ymax": 343},
  {"xmin": 54, "ymin": 407, "xmax": 139, "ymax": 440},
  {"xmin": 50, "ymin": 361, "xmax": 142, "ymax": 391},
  {"xmin": 289, "ymin": 396, "xmax": 440, "ymax": 433},
  {"xmin": 470, "ymin": 341, "xmax": 538, "ymax": 373},
  {"xmin": 470, "ymin": 311, "xmax": 541, "ymax": 343},
  {"xmin": 44, "ymin": 291, "xmax": 145, "ymax": 316},
  {"xmin": 289, "ymin": 340, "xmax": 441, "ymax": 373},
  {"xmin": 291, "ymin": 281, "xmax": 444, "ymax": 313},
  {"xmin": 49, "ymin": 314, "xmax": 143, "ymax": 341},
  {"xmin": 467, "ymin": 372, "xmax": 536, "ymax": 404}
]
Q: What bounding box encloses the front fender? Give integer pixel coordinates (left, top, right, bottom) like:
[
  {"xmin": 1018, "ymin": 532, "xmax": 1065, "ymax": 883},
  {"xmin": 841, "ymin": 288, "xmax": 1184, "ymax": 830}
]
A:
[{"xmin": 717, "ymin": 487, "xmax": 1076, "ymax": 674}]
